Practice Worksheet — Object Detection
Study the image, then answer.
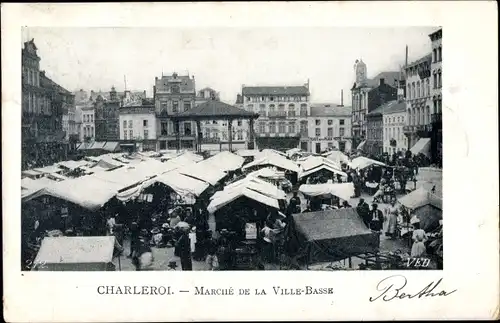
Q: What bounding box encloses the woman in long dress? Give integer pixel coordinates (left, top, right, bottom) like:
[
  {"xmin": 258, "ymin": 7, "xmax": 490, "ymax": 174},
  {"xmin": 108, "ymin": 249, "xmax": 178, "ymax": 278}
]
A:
[{"xmin": 385, "ymin": 198, "xmax": 399, "ymax": 239}]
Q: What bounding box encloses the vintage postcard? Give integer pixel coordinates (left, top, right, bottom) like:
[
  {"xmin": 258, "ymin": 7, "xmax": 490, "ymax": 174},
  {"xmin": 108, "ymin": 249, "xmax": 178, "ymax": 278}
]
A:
[{"xmin": 2, "ymin": 2, "xmax": 498, "ymax": 321}]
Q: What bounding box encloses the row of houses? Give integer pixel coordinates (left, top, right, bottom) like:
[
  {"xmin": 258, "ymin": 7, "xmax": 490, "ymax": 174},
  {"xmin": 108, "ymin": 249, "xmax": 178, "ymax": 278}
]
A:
[{"xmin": 351, "ymin": 28, "xmax": 442, "ymax": 164}]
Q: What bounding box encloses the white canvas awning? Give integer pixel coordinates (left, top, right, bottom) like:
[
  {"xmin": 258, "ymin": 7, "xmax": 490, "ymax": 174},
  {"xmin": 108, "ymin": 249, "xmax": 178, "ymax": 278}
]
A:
[
  {"xmin": 410, "ymin": 138, "xmax": 431, "ymax": 158},
  {"xmin": 398, "ymin": 187, "xmax": 442, "ymax": 210},
  {"xmin": 323, "ymin": 150, "xmax": 350, "ymax": 164},
  {"xmin": 207, "ymin": 186, "xmax": 280, "ymax": 214},
  {"xmin": 236, "ymin": 149, "xmax": 261, "ymax": 157},
  {"xmin": 299, "ymin": 164, "xmax": 347, "ymax": 179},
  {"xmin": 201, "ymin": 151, "xmax": 244, "ymax": 172},
  {"xmin": 299, "ymin": 183, "xmax": 354, "ymax": 201},
  {"xmin": 350, "ymin": 156, "xmax": 386, "ymax": 170},
  {"xmin": 155, "ymin": 171, "xmax": 209, "ymax": 197},
  {"xmin": 242, "ymin": 154, "xmax": 299, "ymax": 173},
  {"xmin": 178, "ymin": 163, "xmax": 228, "ymax": 186},
  {"xmin": 33, "ymin": 165, "xmax": 63, "ymax": 175}
]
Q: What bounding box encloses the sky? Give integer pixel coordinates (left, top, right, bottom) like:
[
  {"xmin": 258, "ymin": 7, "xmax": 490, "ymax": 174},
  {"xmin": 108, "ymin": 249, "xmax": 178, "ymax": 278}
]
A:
[{"xmin": 22, "ymin": 27, "xmax": 437, "ymax": 105}]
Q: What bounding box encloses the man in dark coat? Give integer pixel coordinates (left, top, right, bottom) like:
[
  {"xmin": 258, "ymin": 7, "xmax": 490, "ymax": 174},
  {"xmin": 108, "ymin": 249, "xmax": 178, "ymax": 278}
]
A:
[
  {"xmin": 290, "ymin": 192, "xmax": 301, "ymax": 213},
  {"xmin": 356, "ymin": 198, "xmax": 371, "ymax": 228},
  {"xmin": 369, "ymin": 203, "xmax": 384, "ymax": 233},
  {"xmin": 128, "ymin": 222, "xmax": 140, "ymax": 258},
  {"xmin": 175, "ymin": 229, "xmax": 192, "ymax": 271}
]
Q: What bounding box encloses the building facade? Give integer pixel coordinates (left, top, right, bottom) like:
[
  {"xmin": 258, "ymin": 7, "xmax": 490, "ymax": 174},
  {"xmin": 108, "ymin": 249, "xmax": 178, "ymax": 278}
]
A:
[
  {"xmin": 365, "ymin": 105, "xmax": 384, "ymax": 156},
  {"xmin": 241, "ymin": 84, "xmax": 310, "ymax": 151},
  {"xmin": 119, "ymin": 103, "xmax": 157, "ymax": 152},
  {"xmin": 429, "ymin": 28, "xmax": 443, "ymax": 165},
  {"xmin": 308, "ymin": 104, "xmax": 352, "ymax": 153},
  {"xmin": 79, "ymin": 105, "xmax": 95, "ymax": 141},
  {"xmin": 403, "ymin": 53, "xmax": 433, "ymax": 149},
  {"xmin": 154, "ymin": 72, "xmax": 196, "ymax": 150},
  {"xmin": 94, "ymin": 87, "xmax": 121, "ymax": 141},
  {"xmin": 350, "ymin": 59, "xmax": 401, "ymax": 150},
  {"xmin": 382, "ymin": 100, "xmax": 407, "ymax": 154}
]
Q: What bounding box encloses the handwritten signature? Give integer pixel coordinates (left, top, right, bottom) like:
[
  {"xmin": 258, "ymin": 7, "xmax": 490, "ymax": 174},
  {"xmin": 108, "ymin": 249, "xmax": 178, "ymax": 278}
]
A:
[{"xmin": 369, "ymin": 275, "xmax": 457, "ymax": 302}]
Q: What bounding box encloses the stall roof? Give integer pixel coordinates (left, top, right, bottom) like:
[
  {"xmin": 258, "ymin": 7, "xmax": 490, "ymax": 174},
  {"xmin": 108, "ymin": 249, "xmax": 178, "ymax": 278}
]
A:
[
  {"xmin": 323, "ymin": 150, "xmax": 350, "ymax": 164},
  {"xmin": 25, "ymin": 176, "xmax": 123, "ymax": 210},
  {"xmin": 201, "ymin": 151, "xmax": 244, "ymax": 172},
  {"xmin": 299, "ymin": 183, "xmax": 354, "ymax": 201},
  {"xmin": 285, "ymin": 148, "xmax": 302, "ymax": 157},
  {"xmin": 398, "ymin": 187, "xmax": 442, "ymax": 210},
  {"xmin": 242, "ymin": 154, "xmax": 299, "ymax": 173},
  {"xmin": 248, "ymin": 167, "xmax": 286, "ymax": 180},
  {"xmin": 178, "ymin": 163, "xmax": 227, "ymax": 186},
  {"xmin": 22, "ymin": 169, "xmax": 43, "ymax": 178},
  {"xmin": 300, "ymin": 156, "xmax": 341, "ymax": 172},
  {"xmin": 299, "ymin": 164, "xmax": 347, "ymax": 179},
  {"xmin": 207, "ymin": 186, "xmax": 280, "ymax": 214},
  {"xmin": 155, "ymin": 171, "xmax": 209, "ymax": 197},
  {"xmin": 33, "ymin": 165, "xmax": 63, "ymax": 174},
  {"xmin": 215, "ymin": 176, "xmax": 287, "ymax": 201},
  {"xmin": 57, "ymin": 160, "xmax": 91, "ymax": 170},
  {"xmin": 292, "ymin": 208, "xmax": 372, "ymax": 242},
  {"xmin": 236, "ymin": 149, "xmax": 261, "ymax": 157},
  {"xmin": 350, "ymin": 156, "xmax": 386, "ymax": 170},
  {"xmin": 34, "ymin": 236, "xmax": 116, "ymax": 264}
]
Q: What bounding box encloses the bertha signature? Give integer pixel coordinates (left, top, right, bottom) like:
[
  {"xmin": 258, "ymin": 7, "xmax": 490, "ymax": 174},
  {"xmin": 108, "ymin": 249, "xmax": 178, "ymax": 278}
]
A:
[{"xmin": 369, "ymin": 275, "xmax": 457, "ymax": 302}]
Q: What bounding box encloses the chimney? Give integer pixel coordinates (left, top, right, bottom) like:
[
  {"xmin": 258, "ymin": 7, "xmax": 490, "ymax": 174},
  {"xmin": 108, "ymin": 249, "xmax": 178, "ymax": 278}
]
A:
[
  {"xmin": 340, "ymin": 89, "xmax": 344, "ymax": 107},
  {"xmin": 379, "ymin": 78, "xmax": 385, "ymax": 86}
]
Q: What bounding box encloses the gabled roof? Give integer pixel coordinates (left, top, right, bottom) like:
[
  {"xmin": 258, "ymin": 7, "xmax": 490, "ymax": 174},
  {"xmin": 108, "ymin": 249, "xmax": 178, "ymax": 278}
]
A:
[
  {"xmin": 40, "ymin": 74, "xmax": 72, "ymax": 95},
  {"xmin": 365, "ymin": 71, "xmax": 402, "ymax": 88},
  {"xmin": 367, "ymin": 100, "xmax": 405, "ymax": 116},
  {"xmin": 242, "ymin": 86, "xmax": 310, "ymax": 96},
  {"xmin": 406, "ymin": 53, "xmax": 432, "ymax": 69},
  {"xmin": 172, "ymin": 100, "xmax": 258, "ymax": 120}
]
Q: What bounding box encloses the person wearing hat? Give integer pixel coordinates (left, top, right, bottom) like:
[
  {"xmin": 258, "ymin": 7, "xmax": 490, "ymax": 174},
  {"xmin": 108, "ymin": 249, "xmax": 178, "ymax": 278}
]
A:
[
  {"xmin": 369, "ymin": 203, "xmax": 384, "ymax": 233},
  {"xmin": 290, "ymin": 191, "xmax": 302, "ymax": 214},
  {"xmin": 128, "ymin": 221, "xmax": 140, "ymax": 258},
  {"xmin": 357, "ymin": 198, "xmax": 371, "ymax": 228},
  {"xmin": 169, "ymin": 209, "xmax": 181, "ymax": 228}
]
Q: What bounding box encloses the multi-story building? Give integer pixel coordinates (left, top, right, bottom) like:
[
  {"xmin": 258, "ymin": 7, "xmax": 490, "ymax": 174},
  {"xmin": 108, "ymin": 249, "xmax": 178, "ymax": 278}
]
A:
[
  {"xmin": 350, "ymin": 59, "xmax": 401, "ymax": 149},
  {"xmin": 429, "ymin": 28, "xmax": 442, "ymax": 165},
  {"xmin": 241, "ymin": 83, "xmax": 310, "ymax": 151},
  {"xmin": 366, "ymin": 105, "xmax": 384, "ymax": 156},
  {"xmin": 94, "ymin": 87, "xmax": 121, "ymax": 141},
  {"xmin": 119, "ymin": 102, "xmax": 157, "ymax": 152},
  {"xmin": 62, "ymin": 101, "xmax": 78, "ymax": 144},
  {"xmin": 383, "ymin": 99, "xmax": 407, "ymax": 154},
  {"xmin": 154, "ymin": 72, "xmax": 196, "ymax": 150},
  {"xmin": 22, "ymin": 39, "xmax": 68, "ymax": 169},
  {"xmin": 308, "ymin": 103, "xmax": 352, "ymax": 153},
  {"xmin": 79, "ymin": 105, "xmax": 95, "ymax": 141},
  {"xmin": 403, "ymin": 53, "xmax": 433, "ymax": 149}
]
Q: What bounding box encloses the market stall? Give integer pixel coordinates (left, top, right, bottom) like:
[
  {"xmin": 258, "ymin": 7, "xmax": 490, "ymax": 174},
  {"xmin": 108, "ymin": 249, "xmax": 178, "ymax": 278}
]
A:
[
  {"xmin": 32, "ymin": 236, "xmax": 118, "ymax": 271},
  {"xmin": 290, "ymin": 208, "xmax": 380, "ymax": 267}
]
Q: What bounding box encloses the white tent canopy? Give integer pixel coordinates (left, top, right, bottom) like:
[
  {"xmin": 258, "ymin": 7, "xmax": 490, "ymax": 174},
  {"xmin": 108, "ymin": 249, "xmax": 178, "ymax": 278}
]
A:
[
  {"xmin": 248, "ymin": 167, "xmax": 286, "ymax": 180},
  {"xmin": 207, "ymin": 186, "xmax": 280, "ymax": 214},
  {"xmin": 236, "ymin": 149, "xmax": 261, "ymax": 157},
  {"xmin": 398, "ymin": 187, "xmax": 442, "ymax": 210},
  {"xmin": 350, "ymin": 156, "xmax": 386, "ymax": 170},
  {"xmin": 212, "ymin": 176, "xmax": 287, "ymax": 201},
  {"xmin": 33, "ymin": 164, "xmax": 63, "ymax": 175},
  {"xmin": 323, "ymin": 150, "xmax": 350, "ymax": 164},
  {"xmin": 242, "ymin": 154, "xmax": 300, "ymax": 173},
  {"xmin": 155, "ymin": 171, "xmax": 209, "ymax": 197},
  {"xmin": 299, "ymin": 164, "xmax": 348, "ymax": 179},
  {"xmin": 300, "ymin": 156, "xmax": 342, "ymax": 172},
  {"xmin": 299, "ymin": 183, "xmax": 354, "ymax": 201},
  {"xmin": 201, "ymin": 151, "xmax": 244, "ymax": 172},
  {"xmin": 178, "ymin": 163, "xmax": 227, "ymax": 186},
  {"xmin": 410, "ymin": 138, "xmax": 431, "ymax": 158}
]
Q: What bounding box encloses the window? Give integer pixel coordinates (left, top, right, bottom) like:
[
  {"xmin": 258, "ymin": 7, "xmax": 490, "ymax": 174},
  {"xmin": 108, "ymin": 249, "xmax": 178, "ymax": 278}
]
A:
[
  {"xmin": 237, "ymin": 130, "xmax": 243, "ymax": 140},
  {"xmin": 124, "ymin": 130, "xmax": 127, "ymax": 140},
  {"xmin": 270, "ymin": 97, "xmax": 275, "ymax": 101},
  {"xmin": 339, "ymin": 119, "xmax": 345, "ymax": 125},
  {"xmin": 161, "ymin": 102, "xmax": 168, "ymax": 113},
  {"xmin": 129, "ymin": 130, "xmax": 133, "ymax": 139},
  {"xmin": 269, "ymin": 104, "xmax": 275, "ymax": 113},
  {"xmin": 128, "ymin": 120, "xmax": 133, "ymax": 128},
  {"xmin": 237, "ymin": 120, "xmax": 242, "ymax": 126},
  {"xmin": 259, "ymin": 122, "xmax": 266, "ymax": 133},
  {"xmin": 183, "ymin": 101, "xmax": 190, "ymax": 111},
  {"xmin": 433, "ymin": 74, "xmax": 437, "ymax": 89},
  {"xmin": 278, "ymin": 122, "xmax": 286, "ymax": 133},
  {"xmin": 288, "ymin": 122, "xmax": 296, "ymax": 133},
  {"xmin": 327, "ymin": 127, "xmax": 333, "ymax": 137},
  {"xmin": 288, "ymin": 104, "xmax": 295, "ymax": 117},
  {"xmin": 412, "ymin": 82, "xmax": 416, "ymax": 98},
  {"xmin": 426, "ymin": 79, "xmax": 430, "ymax": 96},
  {"xmin": 339, "ymin": 128, "xmax": 345, "ymax": 137},
  {"xmin": 222, "ymin": 131, "xmax": 228, "ymax": 141},
  {"xmin": 300, "ymin": 121, "xmax": 308, "ymax": 135},
  {"xmin": 315, "ymin": 128, "xmax": 321, "ymax": 137},
  {"xmin": 407, "ymin": 85, "xmax": 411, "ymax": 99},
  {"xmin": 269, "ymin": 122, "xmax": 276, "ymax": 133},
  {"xmin": 438, "ymin": 71, "xmax": 442, "ymax": 88},
  {"xmin": 300, "ymin": 104, "xmax": 308, "ymax": 117},
  {"xmin": 171, "ymin": 85, "xmax": 180, "ymax": 93},
  {"xmin": 143, "ymin": 120, "xmax": 148, "ymax": 127},
  {"xmin": 328, "ymin": 119, "xmax": 333, "ymax": 125},
  {"xmin": 90, "ymin": 126, "xmax": 94, "ymax": 136},
  {"xmin": 90, "ymin": 115, "xmax": 93, "ymax": 122},
  {"xmin": 172, "ymin": 101, "xmax": 179, "ymax": 113},
  {"xmin": 184, "ymin": 122, "xmax": 192, "ymax": 136},
  {"xmin": 417, "ymin": 81, "xmax": 420, "ymax": 97},
  {"xmin": 161, "ymin": 121, "xmax": 168, "ymax": 135},
  {"xmin": 438, "ymin": 47, "xmax": 442, "ymax": 62},
  {"xmin": 144, "ymin": 129, "xmax": 149, "ymax": 139},
  {"xmin": 278, "ymin": 104, "xmax": 285, "ymax": 114},
  {"xmin": 433, "ymin": 49, "xmax": 437, "ymax": 63},
  {"xmin": 315, "ymin": 119, "xmax": 321, "ymax": 126},
  {"xmin": 123, "ymin": 120, "xmax": 127, "ymax": 129}
]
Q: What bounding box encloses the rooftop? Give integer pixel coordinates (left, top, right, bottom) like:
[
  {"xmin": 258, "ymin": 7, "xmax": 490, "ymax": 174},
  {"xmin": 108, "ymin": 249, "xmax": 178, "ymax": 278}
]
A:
[
  {"xmin": 242, "ymin": 86, "xmax": 310, "ymax": 96},
  {"xmin": 310, "ymin": 104, "xmax": 352, "ymax": 117},
  {"xmin": 40, "ymin": 73, "xmax": 72, "ymax": 96},
  {"xmin": 367, "ymin": 100, "xmax": 405, "ymax": 116},
  {"xmin": 172, "ymin": 99, "xmax": 259, "ymax": 120},
  {"xmin": 365, "ymin": 71, "xmax": 402, "ymax": 88},
  {"xmin": 406, "ymin": 53, "xmax": 432, "ymax": 69}
]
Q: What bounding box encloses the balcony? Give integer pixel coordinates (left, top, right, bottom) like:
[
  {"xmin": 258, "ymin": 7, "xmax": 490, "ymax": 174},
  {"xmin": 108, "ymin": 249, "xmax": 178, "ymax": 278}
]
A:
[
  {"xmin": 256, "ymin": 132, "xmax": 300, "ymax": 138},
  {"xmin": 268, "ymin": 111, "xmax": 288, "ymax": 118}
]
